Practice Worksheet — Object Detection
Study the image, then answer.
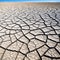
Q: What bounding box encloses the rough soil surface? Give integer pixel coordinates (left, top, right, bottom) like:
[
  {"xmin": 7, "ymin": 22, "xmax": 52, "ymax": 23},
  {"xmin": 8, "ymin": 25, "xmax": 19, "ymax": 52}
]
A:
[{"xmin": 0, "ymin": 3, "xmax": 60, "ymax": 60}]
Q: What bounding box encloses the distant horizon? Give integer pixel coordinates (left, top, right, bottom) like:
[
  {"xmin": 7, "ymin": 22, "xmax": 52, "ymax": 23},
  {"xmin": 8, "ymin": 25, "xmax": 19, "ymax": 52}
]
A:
[{"xmin": 0, "ymin": 0, "xmax": 60, "ymax": 2}]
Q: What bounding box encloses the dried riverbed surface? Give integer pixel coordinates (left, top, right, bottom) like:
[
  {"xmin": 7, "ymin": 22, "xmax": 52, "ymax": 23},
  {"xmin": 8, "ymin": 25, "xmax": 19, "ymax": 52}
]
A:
[{"xmin": 0, "ymin": 3, "xmax": 60, "ymax": 60}]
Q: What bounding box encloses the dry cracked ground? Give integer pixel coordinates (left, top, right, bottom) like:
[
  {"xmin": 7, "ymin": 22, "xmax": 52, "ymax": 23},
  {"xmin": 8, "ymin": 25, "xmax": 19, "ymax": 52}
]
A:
[{"xmin": 0, "ymin": 3, "xmax": 60, "ymax": 60}]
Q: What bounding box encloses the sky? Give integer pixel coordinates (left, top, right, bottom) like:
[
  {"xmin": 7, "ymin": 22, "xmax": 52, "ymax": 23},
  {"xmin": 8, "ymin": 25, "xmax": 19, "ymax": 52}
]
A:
[{"xmin": 0, "ymin": 0, "xmax": 60, "ymax": 2}]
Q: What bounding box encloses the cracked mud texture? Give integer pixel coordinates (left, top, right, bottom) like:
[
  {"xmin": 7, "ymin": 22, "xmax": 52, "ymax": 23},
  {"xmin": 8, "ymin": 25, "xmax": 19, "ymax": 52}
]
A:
[{"xmin": 0, "ymin": 3, "xmax": 60, "ymax": 60}]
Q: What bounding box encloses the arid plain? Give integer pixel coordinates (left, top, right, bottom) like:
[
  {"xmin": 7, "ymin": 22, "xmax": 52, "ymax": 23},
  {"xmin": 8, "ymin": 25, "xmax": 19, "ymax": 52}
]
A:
[{"xmin": 0, "ymin": 3, "xmax": 60, "ymax": 60}]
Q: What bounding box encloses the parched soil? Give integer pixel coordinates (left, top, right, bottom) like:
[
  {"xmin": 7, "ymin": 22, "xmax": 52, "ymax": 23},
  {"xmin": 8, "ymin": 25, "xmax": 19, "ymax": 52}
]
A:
[{"xmin": 0, "ymin": 3, "xmax": 60, "ymax": 60}]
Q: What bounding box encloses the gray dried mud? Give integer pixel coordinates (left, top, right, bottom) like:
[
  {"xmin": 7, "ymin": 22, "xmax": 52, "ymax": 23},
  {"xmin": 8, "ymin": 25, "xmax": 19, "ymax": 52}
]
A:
[{"xmin": 0, "ymin": 3, "xmax": 60, "ymax": 60}]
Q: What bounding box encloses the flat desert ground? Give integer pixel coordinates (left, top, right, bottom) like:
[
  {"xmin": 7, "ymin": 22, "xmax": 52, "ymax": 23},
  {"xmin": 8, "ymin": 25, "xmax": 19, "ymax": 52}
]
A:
[{"xmin": 0, "ymin": 3, "xmax": 60, "ymax": 60}]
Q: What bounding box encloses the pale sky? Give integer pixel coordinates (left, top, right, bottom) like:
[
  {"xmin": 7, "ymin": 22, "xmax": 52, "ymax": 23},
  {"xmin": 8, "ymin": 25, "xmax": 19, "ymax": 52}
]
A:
[{"xmin": 0, "ymin": 0, "xmax": 60, "ymax": 2}]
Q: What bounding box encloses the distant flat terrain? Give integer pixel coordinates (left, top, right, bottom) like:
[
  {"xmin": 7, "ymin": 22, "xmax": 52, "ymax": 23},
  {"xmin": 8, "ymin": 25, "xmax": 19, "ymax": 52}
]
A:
[
  {"xmin": 0, "ymin": 2, "xmax": 60, "ymax": 7},
  {"xmin": 0, "ymin": 3, "xmax": 60, "ymax": 60}
]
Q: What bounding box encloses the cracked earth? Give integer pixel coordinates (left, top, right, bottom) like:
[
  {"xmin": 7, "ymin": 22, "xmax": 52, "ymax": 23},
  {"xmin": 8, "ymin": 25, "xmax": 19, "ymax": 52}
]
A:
[{"xmin": 0, "ymin": 3, "xmax": 60, "ymax": 60}]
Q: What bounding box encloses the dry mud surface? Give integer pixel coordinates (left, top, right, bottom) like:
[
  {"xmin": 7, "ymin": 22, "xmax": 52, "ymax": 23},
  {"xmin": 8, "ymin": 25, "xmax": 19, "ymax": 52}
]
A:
[{"xmin": 0, "ymin": 3, "xmax": 60, "ymax": 60}]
